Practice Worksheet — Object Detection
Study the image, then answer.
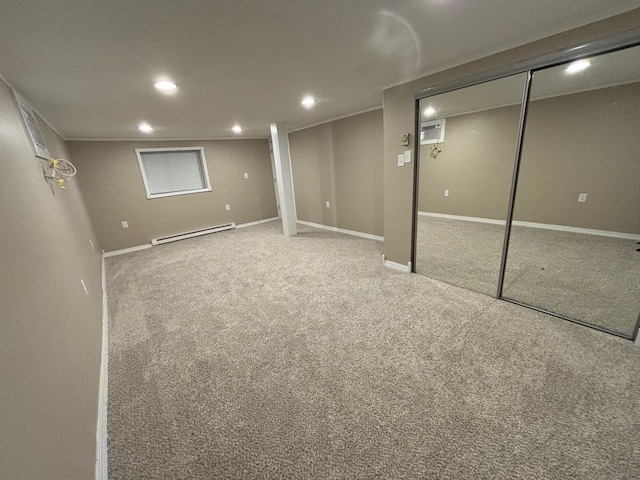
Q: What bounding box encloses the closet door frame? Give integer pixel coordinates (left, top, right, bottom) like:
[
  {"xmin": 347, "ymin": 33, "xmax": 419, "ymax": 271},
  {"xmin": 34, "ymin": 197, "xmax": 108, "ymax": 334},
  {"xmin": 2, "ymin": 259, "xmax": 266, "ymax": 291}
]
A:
[{"xmin": 411, "ymin": 29, "xmax": 640, "ymax": 341}]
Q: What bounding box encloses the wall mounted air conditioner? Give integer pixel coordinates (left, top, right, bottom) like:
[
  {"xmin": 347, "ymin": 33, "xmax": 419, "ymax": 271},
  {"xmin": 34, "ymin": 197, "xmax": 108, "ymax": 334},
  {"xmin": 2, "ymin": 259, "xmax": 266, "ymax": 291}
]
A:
[
  {"xmin": 420, "ymin": 118, "xmax": 446, "ymax": 145},
  {"xmin": 12, "ymin": 89, "xmax": 50, "ymax": 159}
]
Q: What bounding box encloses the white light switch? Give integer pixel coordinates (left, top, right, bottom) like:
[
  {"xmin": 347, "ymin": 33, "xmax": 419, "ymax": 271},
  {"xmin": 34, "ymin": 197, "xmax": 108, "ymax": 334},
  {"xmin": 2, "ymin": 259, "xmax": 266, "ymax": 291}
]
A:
[
  {"xmin": 121, "ymin": 221, "xmax": 128, "ymax": 228},
  {"xmin": 225, "ymin": 204, "xmax": 231, "ymax": 211},
  {"xmin": 397, "ymin": 154, "xmax": 405, "ymax": 167},
  {"xmin": 578, "ymin": 193, "xmax": 587, "ymax": 203},
  {"xmin": 403, "ymin": 150, "xmax": 412, "ymax": 163},
  {"xmin": 326, "ymin": 201, "xmax": 330, "ymax": 208},
  {"xmin": 444, "ymin": 189, "xmax": 449, "ymax": 197},
  {"xmin": 244, "ymin": 172, "xmax": 249, "ymax": 179}
]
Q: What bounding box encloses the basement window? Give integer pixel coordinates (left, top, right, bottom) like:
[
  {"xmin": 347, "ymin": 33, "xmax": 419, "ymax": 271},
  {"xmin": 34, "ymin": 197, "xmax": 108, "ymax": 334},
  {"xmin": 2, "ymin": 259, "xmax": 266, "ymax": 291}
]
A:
[{"xmin": 136, "ymin": 147, "xmax": 211, "ymax": 199}]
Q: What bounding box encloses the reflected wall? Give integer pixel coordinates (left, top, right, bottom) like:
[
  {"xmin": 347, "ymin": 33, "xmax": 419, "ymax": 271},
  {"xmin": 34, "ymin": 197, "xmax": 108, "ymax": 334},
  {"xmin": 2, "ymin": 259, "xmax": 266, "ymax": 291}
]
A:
[
  {"xmin": 502, "ymin": 46, "xmax": 640, "ymax": 337},
  {"xmin": 415, "ymin": 74, "xmax": 525, "ymax": 295}
]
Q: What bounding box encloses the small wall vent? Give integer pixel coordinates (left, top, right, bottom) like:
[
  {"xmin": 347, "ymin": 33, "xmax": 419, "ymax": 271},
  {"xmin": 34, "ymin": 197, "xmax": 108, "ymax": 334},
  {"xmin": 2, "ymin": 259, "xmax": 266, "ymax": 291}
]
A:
[
  {"xmin": 12, "ymin": 89, "xmax": 49, "ymax": 159},
  {"xmin": 420, "ymin": 119, "xmax": 446, "ymax": 145}
]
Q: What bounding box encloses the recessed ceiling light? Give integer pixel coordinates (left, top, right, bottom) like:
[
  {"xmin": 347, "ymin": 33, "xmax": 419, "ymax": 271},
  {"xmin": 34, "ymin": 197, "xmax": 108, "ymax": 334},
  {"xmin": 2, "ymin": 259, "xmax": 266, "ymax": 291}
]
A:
[
  {"xmin": 232, "ymin": 124, "xmax": 242, "ymax": 134},
  {"xmin": 301, "ymin": 96, "xmax": 316, "ymax": 108},
  {"xmin": 424, "ymin": 107, "xmax": 437, "ymax": 117},
  {"xmin": 138, "ymin": 122, "xmax": 153, "ymax": 133},
  {"xmin": 154, "ymin": 80, "xmax": 177, "ymax": 92},
  {"xmin": 565, "ymin": 59, "xmax": 591, "ymax": 74}
]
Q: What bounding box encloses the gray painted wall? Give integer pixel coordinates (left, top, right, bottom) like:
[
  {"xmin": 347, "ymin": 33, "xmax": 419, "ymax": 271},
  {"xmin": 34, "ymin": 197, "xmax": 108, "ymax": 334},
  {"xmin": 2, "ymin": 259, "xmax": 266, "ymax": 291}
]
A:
[
  {"xmin": 419, "ymin": 104, "xmax": 520, "ymax": 222},
  {"xmin": 68, "ymin": 139, "xmax": 278, "ymax": 252},
  {"xmin": 418, "ymin": 83, "xmax": 640, "ymax": 234},
  {"xmin": 516, "ymin": 84, "xmax": 640, "ymax": 233},
  {"xmin": 0, "ymin": 80, "xmax": 103, "ymax": 479},
  {"xmin": 289, "ymin": 109, "xmax": 384, "ymax": 237}
]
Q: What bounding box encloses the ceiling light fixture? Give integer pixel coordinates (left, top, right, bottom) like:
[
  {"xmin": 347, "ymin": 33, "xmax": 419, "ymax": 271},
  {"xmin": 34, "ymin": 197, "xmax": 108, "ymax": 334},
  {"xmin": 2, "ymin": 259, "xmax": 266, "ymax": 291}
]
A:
[
  {"xmin": 301, "ymin": 96, "xmax": 316, "ymax": 108},
  {"xmin": 565, "ymin": 59, "xmax": 591, "ymax": 74},
  {"xmin": 138, "ymin": 122, "xmax": 153, "ymax": 133},
  {"xmin": 154, "ymin": 80, "xmax": 177, "ymax": 92},
  {"xmin": 424, "ymin": 107, "xmax": 437, "ymax": 117},
  {"xmin": 232, "ymin": 124, "xmax": 242, "ymax": 134}
]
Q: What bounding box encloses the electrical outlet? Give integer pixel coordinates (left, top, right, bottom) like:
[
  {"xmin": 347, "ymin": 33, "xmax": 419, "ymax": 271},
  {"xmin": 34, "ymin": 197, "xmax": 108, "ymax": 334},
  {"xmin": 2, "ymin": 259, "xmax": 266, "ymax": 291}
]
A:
[
  {"xmin": 244, "ymin": 172, "xmax": 249, "ymax": 179},
  {"xmin": 121, "ymin": 221, "xmax": 128, "ymax": 228},
  {"xmin": 225, "ymin": 204, "xmax": 231, "ymax": 211},
  {"xmin": 578, "ymin": 193, "xmax": 587, "ymax": 203},
  {"xmin": 397, "ymin": 154, "xmax": 405, "ymax": 167},
  {"xmin": 325, "ymin": 201, "xmax": 330, "ymax": 208},
  {"xmin": 444, "ymin": 189, "xmax": 449, "ymax": 197}
]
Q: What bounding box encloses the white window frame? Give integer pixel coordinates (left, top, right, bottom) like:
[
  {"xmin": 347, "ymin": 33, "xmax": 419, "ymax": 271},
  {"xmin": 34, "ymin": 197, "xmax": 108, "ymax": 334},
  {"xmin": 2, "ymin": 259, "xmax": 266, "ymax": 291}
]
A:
[{"xmin": 135, "ymin": 146, "xmax": 212, "ymax": 199}]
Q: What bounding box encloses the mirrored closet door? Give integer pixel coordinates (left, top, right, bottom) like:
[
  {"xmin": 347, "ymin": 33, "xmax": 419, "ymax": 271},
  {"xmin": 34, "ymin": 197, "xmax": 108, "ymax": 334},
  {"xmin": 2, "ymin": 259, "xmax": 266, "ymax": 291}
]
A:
[
  {"xmin": 502, "ymin": 45, "xmax": 640, "ymax": 338},
  {"xmin": 414, "ymin": 74, "xmax": 526, "ymax": 296},
  {"xmin": 413, "ymin": 37, "xmax": 640, "ymax": 339}
]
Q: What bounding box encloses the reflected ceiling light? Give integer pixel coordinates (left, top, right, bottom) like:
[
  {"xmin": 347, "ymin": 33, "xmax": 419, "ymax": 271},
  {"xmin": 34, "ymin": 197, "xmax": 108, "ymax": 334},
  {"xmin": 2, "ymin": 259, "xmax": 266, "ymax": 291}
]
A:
[
  {"xmin": 301, "ymin": 96, "xmax": 316, "ymax": 108},
  {"xmin": 424, "ymin": 107, "xmax": 437, "ymax": 117},
  {"xmin": 154, "ymin": 80, "xmax": 177, "ymax": 92},
  {"xmin": 565, "ymin": 59, "xmax": 591, "ymax": 74},
  {"xmin": 138, "ymin": 122, "xmax": 153, "ymax": 133},
  {"xmin": 232, "ymin": 124, "xmax": 242, "ymax": 134}
]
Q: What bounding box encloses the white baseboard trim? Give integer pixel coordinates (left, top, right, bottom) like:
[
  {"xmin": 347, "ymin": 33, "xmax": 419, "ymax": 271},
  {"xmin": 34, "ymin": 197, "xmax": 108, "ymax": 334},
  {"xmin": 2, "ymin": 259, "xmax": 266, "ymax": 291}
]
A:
[
  {"xmin": 236, "ymin": 217, "xmax": 280, "ymax": 229},
  {"xmin": 103, "ymin": 218, "xmax": 280, "ymax": 256},
  {"xmin": 384, "ymin": 260, "xmax": 411, "ymax": 273},
  {"xmin": 296, "ymin": 220, "xmax": 384, "ymax": 242},
  {"xmin": 418, "ymin": 211, "xmax": 506, "ymax": 225},
  {"xmin": 419, "ymin": 211, "xmax": 640, "ymax": 241},
  {"xmin": 103, "ymin": 244, "xmax": 152, "ymax": 257},
  {"xmin": 95, "ymin": 257, "xmax": 108, "ymax": 480},
  {"xmin": 511, "ymin": 220, "xmax": 640, "ymax": 241}
]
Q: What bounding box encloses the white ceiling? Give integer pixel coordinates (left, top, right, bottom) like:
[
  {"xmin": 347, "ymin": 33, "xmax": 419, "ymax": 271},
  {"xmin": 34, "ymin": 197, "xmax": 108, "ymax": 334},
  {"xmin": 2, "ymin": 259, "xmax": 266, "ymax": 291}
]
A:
[{"xmin": 0, "ymin": 1, "xmax": 637, "ymax": 140}]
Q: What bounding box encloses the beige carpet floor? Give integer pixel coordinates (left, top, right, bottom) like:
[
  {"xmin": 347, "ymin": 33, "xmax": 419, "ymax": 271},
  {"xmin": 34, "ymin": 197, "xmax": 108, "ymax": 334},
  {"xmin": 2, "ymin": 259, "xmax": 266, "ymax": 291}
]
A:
[
  {"xmin": 415, "ymin": 216, "xmax": 640, "ymax": 337},
  {"xmin": 107, "ymin": 221, "xmax": 640, "ymax": 479}
]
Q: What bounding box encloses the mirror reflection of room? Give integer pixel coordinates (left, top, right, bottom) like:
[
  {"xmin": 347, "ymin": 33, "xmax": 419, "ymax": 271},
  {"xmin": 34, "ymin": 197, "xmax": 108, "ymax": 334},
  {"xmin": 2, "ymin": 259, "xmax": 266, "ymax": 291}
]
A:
[
  {"xmin": 415, "ymin": 74, "xmax": 526, "ymax": 295},
  {"xmin": 502, "ymin": 45, "xmax": 640, "ymax": 337}
]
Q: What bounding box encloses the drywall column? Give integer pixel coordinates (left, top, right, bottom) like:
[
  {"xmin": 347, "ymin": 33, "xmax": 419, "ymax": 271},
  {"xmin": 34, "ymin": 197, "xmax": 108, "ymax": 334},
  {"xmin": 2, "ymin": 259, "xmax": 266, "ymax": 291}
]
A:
[{"xmin": 270, "ymin": 122, "xmax": 297, "ymax": 236}]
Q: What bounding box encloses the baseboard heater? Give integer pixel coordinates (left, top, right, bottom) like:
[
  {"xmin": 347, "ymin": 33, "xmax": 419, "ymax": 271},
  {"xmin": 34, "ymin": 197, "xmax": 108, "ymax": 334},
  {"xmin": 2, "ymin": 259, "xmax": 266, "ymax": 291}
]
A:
[{"xmin": 151, "ymin": 223, "xmax": 236, "ymax": 246}]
